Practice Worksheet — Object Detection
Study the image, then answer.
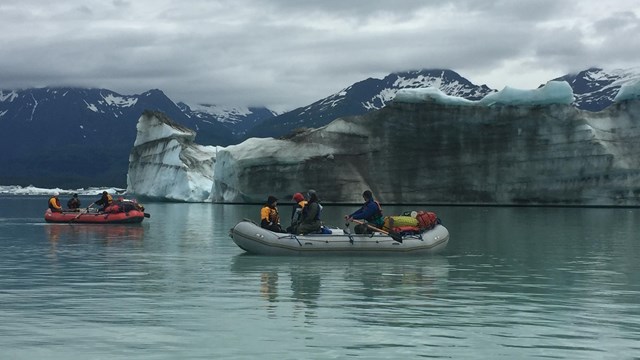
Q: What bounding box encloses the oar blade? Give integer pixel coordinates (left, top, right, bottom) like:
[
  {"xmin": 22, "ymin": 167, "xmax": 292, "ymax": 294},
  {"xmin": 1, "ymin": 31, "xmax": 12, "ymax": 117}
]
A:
[{"xmin": 390, "ymin": 232, "xmax": 403, "ymax": 243}]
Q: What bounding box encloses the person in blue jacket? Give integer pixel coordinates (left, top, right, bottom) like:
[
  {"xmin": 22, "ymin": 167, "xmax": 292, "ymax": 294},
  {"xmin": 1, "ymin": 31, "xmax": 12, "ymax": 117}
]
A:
[{"xmin": 345, "ymin": 190, "xmax": 384, "ymax": 234}]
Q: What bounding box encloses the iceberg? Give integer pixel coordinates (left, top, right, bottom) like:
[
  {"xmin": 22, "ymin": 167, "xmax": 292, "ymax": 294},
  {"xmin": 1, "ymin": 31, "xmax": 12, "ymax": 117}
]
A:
[
  {"xmin": 395, "ymin": 81, "xmax": 575, "ymax": 107},
  {"xmin": 126, "ymin": 110, "xmax": 220, "ymax": 202},
  {"xmin": 213, "ymin": 134, "xmax": 339, "ymax": 202},
  {"xmin": 394, "ymin": 87, "xmax": 476, "ymax": 106},
  {"xmin": 613, "ymin": 79, "xmax": 640, "ymax": 102},
  {"xmin": 127, "ymin": 82, "xmax": 640, "ymax": 206},
  {"xmin": 0, "ymin": 185, "xmax": 125, "ymax": 196}
]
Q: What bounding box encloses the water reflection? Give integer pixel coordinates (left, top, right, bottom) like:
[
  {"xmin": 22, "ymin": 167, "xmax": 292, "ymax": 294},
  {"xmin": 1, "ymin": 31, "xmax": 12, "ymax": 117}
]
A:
[
  {"xmin": 232, "ymin": 256, "xmax": 324, "ymax": 321},
  {"xmin": 44, "ymin": 223, "xmax": 145, "ymax": 243},
  {"xmin": 260, "ymin": 271, "xmax": 279, "ymax": 302},
  {"xmin": 231, "ymin": 255, "xmax": 450, "ymax": 323},
  {"xmin": 4, "ymin": 200, "xmax": 640, "ymax": 358}
]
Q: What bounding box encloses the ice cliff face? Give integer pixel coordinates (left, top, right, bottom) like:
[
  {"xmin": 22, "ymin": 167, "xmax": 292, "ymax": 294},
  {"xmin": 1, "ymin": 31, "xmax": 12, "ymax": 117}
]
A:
[
  {"xmin": 213, "ymin": 97, "xmax": 640, "ymax": 206},
  {"xmin": 127, "ymin": 81, "xmax": 640, "ymax": 205},
  {"xmin": 127, "ymin": 110, "xmax": 219, "ymax": 202}
]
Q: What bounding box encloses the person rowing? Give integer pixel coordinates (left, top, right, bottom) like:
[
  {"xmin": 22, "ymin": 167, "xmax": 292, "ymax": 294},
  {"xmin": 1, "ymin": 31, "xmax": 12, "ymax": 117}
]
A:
[
  {"xmin": 345, "ymin": 190, "xmax": 384, "ymax": 234},
  {"xmin": 93, "ymin": 191, "xmax": 113, "ymax": 212}
]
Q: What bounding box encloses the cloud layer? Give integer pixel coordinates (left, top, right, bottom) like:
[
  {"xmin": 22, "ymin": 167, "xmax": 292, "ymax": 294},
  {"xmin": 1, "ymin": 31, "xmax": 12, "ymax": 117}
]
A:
[{"xmin": 1, "ymin": 0, "xmax": 638, "ymax": 111}]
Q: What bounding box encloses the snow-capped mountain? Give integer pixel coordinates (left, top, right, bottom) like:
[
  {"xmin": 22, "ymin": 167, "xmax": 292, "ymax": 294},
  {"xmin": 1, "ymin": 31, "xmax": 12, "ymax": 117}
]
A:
[
  {"xmin": 177, "ymin": 102, "xmax": 277, "ymax": 136},
  {"xmin": 2, "ymin": 66, "xmax": 638, "ymax": 188},
  {"xmin": 0, "ymin": 87, "xmax": 235, "ymax": 188},
  {"xmin": 248, "ymin": 67, "xmax": 640, "ymax": 139},
  {"xmin": 553, "ymin": 67, "xmax": 640, "ymax": 111},
  {"xmin": 246, "ymin": 69, "xmax": 495, "ymax": 139}
]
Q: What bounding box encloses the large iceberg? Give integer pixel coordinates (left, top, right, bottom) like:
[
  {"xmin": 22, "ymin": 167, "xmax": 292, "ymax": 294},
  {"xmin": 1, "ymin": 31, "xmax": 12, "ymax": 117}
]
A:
[
  {"xmin": 614, "ymin": 79, "xmax": 640, "ymax": 102},
  {"xmin": 214, "ymin": 134, "xmax": 341, "ymax": 202},
  {"xmin": 127, "ymin": 110, "xmax": 220, "ymax": 202},
  {"xmin": 128, "ymin": 81, "xmax": 640, "ymax": 205}
]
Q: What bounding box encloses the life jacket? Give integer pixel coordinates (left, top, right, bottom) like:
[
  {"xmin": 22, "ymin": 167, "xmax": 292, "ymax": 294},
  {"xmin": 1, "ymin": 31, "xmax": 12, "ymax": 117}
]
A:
[
  {"xmin": 96, "ymin": 194, "xmax": 113, "ymax": 207},
  {"xmin": 302, "ymin": 201, "xmax": 321, "ymax": 221},
  {"xmin": 366, "ymin": 200, "xmax": 384, "ymax": 226},
  {"xmin": 261, "ymin": 205, "xmax": 280, "ymax": 224},
  {"xmin": 291, "ymin": 200, "xmax": 307, "ymax": 222},
  {"xmin": 48, "ymin": 196, "xmax": 62, "ymax": 211}
]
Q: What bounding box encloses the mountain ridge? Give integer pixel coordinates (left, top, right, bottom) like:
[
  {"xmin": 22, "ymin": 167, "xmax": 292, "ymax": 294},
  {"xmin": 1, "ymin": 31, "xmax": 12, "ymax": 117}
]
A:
[
  {"xmin": 552, "ymin": 67, "xmax": 640, "ymax": 111},
  {"xmin": 0, "ymin": 87, "xmax": 234, "ymax": 187},
  {"xmin": 1, "ymin": 66, "xmax": 638, "ymax": 187},
  {"xmin": 246, "ymin": 69, "xmax": 496, "ymax": 138}
]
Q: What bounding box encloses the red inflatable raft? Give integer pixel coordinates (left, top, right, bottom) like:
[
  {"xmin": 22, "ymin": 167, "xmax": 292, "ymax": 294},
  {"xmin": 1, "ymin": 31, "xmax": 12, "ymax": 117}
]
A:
[
  {"xmin": 44, "ymin": 200, "xmax": 150, "ymax": 224},
  {"xmin": 45, "ymin": 209, "xmax": 147, "ymax": 224}
]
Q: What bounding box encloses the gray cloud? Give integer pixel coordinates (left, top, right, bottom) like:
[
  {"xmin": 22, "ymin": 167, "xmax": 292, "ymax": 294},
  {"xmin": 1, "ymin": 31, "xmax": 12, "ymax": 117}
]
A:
[{"xmin": 0, "ymin": 0, "xmax": 638, "ymax": 110}]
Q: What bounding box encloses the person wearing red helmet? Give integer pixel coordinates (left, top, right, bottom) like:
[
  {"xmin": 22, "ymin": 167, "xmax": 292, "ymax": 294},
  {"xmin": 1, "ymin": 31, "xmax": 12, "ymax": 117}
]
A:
[{"xmin": 286, "ymin": 192, "xmax": 308, "ymax": 233}]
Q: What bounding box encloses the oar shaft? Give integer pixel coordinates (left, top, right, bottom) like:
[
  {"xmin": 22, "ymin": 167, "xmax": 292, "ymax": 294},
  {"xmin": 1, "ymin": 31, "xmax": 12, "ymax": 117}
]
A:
[
  {"xmin": 351, "ymin": 219, "xmax": 385, "ymax": 233},
  {"xmin": 350, "ymin": 219, "xmax": 403, "ymax": 243}
]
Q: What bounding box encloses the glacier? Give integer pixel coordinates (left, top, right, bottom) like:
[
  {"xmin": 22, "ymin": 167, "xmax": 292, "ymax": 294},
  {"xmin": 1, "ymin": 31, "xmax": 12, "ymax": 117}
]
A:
[
  {"xmin": 128, "ymin": 80, "xmax": 640, "ymax": 205},
  {"xmin": 126, "ymin": 110, "xmax": 221, "ymax": 202},
  {"xmin": 395, "ymin": 80, "xmax": 574, "ymax": 106}
]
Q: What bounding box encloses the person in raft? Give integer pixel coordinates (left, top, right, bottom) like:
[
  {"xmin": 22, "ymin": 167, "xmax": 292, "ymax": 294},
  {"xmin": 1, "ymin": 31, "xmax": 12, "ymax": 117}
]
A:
[
  {"xmin": 296, "ymin": 190, "xmax": 323, "ymax": 234},
  {"xmin": 94, "ymin": 191, "xmax": 113, "ymax": 212},
  {"xmin": 261, "ymin": 195, "xmax": 284, "ymax": 232},
  {"xmin": 345, "ymin": 190, "xmax": 384, "ymax": 234},
  {"xmin": 286, "ymin": 192, "xmax": 307, "ymax": 233},
  {"xmin": 67, "ymin": 193, "xmax": 81, "ymax": 211},
  {"xmin": 48, "ymin": 192, "xmax": 63, "ymax": 213}
]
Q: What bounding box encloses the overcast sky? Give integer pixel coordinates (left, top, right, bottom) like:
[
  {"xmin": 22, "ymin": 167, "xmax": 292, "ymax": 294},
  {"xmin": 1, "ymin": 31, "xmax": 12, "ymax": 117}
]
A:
[{"xmin": 1, "ymin": 0, "xmax": 638, "ymax": 111}]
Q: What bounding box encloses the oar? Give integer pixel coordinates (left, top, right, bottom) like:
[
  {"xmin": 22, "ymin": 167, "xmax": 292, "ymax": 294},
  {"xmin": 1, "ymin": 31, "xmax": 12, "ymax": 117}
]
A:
[
  {"xmin": 344, "ymin": 222, "xmax": 354, "ymax": 244},
  {"xmin": 69, "ymin": 209, "xmax": 84, "ymax": 224},
  {"xmin": 69, "ymin": 204, "xmax": 92, "ymax": 224},
  {"xmin": 350, "ymin": 219, "xmax": 403, "ymax": 243}
]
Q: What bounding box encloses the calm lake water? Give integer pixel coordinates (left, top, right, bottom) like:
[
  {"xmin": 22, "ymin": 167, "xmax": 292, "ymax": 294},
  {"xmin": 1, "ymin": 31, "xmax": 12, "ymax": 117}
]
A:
[{"xmin": 1, "ymin": 195, "xmax": 639, "ymax": 359}]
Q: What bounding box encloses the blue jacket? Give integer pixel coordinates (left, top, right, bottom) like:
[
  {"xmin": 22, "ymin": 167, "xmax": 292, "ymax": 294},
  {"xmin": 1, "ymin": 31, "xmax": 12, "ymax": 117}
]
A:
[{"xmin": 350, "ymin": 199, "xmax": 383, "ymax": 225}]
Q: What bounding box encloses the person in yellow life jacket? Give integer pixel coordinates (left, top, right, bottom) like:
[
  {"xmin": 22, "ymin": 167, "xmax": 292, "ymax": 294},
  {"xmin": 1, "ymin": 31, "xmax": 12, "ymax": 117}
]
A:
[
  {"xmin": 286, "ymin": 192, "xmax": 307, "ymax": 233},
  {"xmin": 94, "ymin": 191, "xmax": 113, "ymax": 212},
  {"xmin": 48, "ymin": 192, "xmax": 63, "ymax": 212},
  {"xmin": 261, "ymin": 195, "xmax": 284, "ymax": 232}
]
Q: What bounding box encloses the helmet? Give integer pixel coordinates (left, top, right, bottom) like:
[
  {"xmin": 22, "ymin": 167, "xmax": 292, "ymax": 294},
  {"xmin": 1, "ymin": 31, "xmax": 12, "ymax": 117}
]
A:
[
  {"xmin": 307, "ymin": 189, "xmax": 316, "ymax": 197},
  {"xmin": 362, "ymin": 190, "xmax": 373, "ymax": 200},
  {"xmin": 292, "ymin": 192, "xmax": 305, "ymax": 202}
]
